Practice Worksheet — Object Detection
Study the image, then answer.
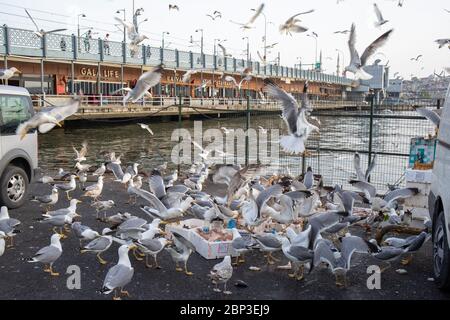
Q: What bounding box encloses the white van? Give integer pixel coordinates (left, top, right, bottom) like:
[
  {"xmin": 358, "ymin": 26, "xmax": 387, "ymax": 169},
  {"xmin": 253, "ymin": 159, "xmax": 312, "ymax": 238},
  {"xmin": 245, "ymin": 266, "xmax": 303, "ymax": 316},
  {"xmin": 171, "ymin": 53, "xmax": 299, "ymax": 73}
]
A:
[
  {"xmin": 0, "ymin": 85, "xmax": 38, "ymax": 208},
  {"xmin": 429, "ymin": 84, "xmax": 450, "ymax": 289}
]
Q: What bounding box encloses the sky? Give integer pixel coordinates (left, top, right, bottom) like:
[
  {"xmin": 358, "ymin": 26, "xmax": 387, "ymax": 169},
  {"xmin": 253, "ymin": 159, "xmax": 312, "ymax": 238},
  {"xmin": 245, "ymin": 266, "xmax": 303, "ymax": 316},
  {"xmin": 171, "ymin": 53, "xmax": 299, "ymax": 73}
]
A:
[{"xmin": 0, "ymin": 0, "xmax": 449, "ymax": 79}]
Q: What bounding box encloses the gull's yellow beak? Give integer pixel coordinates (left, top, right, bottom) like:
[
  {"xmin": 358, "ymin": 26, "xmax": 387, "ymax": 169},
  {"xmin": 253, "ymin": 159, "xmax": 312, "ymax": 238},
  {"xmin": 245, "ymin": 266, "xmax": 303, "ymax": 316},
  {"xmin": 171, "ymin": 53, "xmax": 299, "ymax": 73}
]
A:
[{"xmin": 56, "ymin": 122, "xmax": 63, "ymax": 128}]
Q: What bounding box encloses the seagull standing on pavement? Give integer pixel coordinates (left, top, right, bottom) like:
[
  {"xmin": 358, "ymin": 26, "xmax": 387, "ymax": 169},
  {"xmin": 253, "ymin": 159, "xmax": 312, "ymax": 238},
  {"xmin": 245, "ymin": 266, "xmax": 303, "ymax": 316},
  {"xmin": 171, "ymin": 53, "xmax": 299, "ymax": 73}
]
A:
[
  {"xmin": 26, "ymin": 234, "xmax": 63, "ymax": 276},
  {"xmin": 209, "ymin": 256, "xmax": 233, "ymax": 295}
]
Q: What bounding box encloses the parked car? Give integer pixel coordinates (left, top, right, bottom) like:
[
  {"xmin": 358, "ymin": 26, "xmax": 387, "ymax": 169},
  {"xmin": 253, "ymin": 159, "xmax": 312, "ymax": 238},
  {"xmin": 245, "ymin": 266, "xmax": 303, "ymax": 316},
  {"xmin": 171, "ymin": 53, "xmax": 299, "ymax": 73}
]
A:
[
  {"xmin": 0, "ymin": 85, "xmax": 38, "ymax": 208},
  {"xmin": 429, "ymin": 83, "xmax": 450, "ymax": 289}
]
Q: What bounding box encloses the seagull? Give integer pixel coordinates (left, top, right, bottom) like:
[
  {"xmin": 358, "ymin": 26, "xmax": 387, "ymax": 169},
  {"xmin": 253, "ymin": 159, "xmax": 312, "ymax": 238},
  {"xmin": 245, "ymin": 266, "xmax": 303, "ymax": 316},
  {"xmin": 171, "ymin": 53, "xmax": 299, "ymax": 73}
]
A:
[
  {"xmin": 26, "ymin": 234, "xmax": 63, "ymax": 276},
  {"xmin": 251, "ymin": 233, "xmax": 283, "ymax": 265},
  {"xmin": 410, "ymin": 55, "xmax": 423, "ymax": 61},
  {"xmin": 165, "ymin": 231, "xmax": 196, "ymax": 276},
  {"xmin": 264, "ymin": 79, "xmax": 319, "ymax": 154},
  {"xmin": 0, "ymin": 207, "xmax": 21, "ymax": 248},
  {"xmin": 280, "ymin": 237, "xmax": 314, "ymax": 281},
  {"xmin": 36, "ymin": 176, "xmax": 54, "ymax": 184},
  {"xmin": 209, "ymin": 256, "xmax": 233, "ymax": 295},
  {"xmin": 40, "ymin": 211, "xmax": 81, "ymax": 238},
  {"xmin": 373, "ymin": 3, "xmax": 389, "ymax": 27},
  {"xmin": 229, "ymin": 3, "xmax": 264, "ymax": 30},
  {"xmin": 182, "ymin": 69, "xmax": 199, "ymax": 83},
  {"xmin": 345, "ymin": 24, "xmax": 393, "ymax": 80},
  {"xmin": 435, "ymin": 39, "xmax": 450, "ymax": 49},
  {"xmin": 31, "ymin": 188, "xmax": 59, "ymax": 209},
  {"xmin": 314, "ymin": 234, "xmax": 369, "ymax": 287},
  {"xmin": 75, "ymin": 162, "xmax": 91, "ymax": 173},
  {"xmin": 91, "ymin": 200, "xmax": 116, "ymax": 219},
  {"xmin": 119, "ymin": 163, "xmax": 139, "ymax": 185},
  {"xmin": 93, "ymin": 163, "xmax": 107, "ymax": 177},
  {"xmin": 73, "ymin": 141, "xmax": 88, "ymax": 162},
  {"xmin": 279, "ymin": 10, "xmax": 314, "ymax": 35},
  {"xmin": 114, "ymin": 16, "xmax": 148, "ymax": 45},
  {"xmin": 83, "ymin": 176, "xmax": 104, "ymax": 201},
  {"xmin": 0, "ymin": 67, "xmax": 21, "ymax": 84},
  {"xmin": 100, "ymin": 244, "xmax": 136, "ymax": 300},
  {"xmin": 45, "ymin": 199, "xmax": 81, "ymax": 217},
  {"xmin": 72, "ymin": 222, "xmax": 100, "ymax": 246},
  {"xmin": 24, "ymin": 9, "xmax": 67, "ymax": 38},
  {"xmin": 195, "ymin": 80, "xmax": 211, "ymax": 91},
  {"xmin": 16, "ymin": 98, "xmax": 80, "ymax": 140},
  {"xmin": 116, "ymin": 66, "xmax": 163, "ymax": 103},
  {"xmin": 137, "ymin": 123, "xmax": 154, "ymax": 135},
  {"xmin": 54, "ymin": 174, "xmax": 77, "ymax": 200},
  {"xmin": 353, "ymin": 152, "xmax": 377, "ymax": 182},
  {"xmin": 136, "ymin": 237, "xmax": 170, "ymax": 269},
  {"xmin": 334, "ymin": 30, "xmax": 350, "ymax": 34},
  {"xmin": 349, "ymin": 180, "xmax": 419, "ymax": 212},
  {"xmin": 231, "ymin": 228, "xmax": 253, "ymax": 265},
  {"xmin": 207, "ymin": 11, "xmax": 222, "ymax": 20},
  {"xmin": 0, "ymin": 231, "xmax": 5, "ymax": 257},
  {"xmin": 169, "ymin": 4, "xmax": 179, "ymax": 11},
  {"xmin": 303, "ymin": 167, "xmax": 314, "ymax": 189},
  {"xmin": 81, "ymin": 228, "xmax": 113, "ymax": 265}
]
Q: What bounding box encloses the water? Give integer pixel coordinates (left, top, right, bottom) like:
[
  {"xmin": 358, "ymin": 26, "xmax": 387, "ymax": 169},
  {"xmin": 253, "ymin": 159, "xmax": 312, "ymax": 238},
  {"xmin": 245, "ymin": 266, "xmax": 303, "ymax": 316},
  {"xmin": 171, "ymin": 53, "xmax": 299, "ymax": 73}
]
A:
[{"xmin": 38, "ymin": 110, "xmax": 435, "ymax": 191}]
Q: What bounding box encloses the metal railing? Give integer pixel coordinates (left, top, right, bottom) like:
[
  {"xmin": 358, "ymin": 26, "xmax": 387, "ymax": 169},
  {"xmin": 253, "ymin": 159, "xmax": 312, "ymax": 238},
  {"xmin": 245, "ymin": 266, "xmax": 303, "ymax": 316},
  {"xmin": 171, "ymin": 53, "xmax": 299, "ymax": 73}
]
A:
[{"xmin": 0, "ymin": 25, "xmax": 353, "ymax": 86}]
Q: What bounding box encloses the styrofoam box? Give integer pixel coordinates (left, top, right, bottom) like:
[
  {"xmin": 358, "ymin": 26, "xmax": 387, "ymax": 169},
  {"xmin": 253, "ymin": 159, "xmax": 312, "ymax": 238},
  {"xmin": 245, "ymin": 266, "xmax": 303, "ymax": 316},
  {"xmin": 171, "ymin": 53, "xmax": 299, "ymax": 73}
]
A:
[
  {"xmin": 166, "ymin": 219, "xmax": 239, "ymax": 260},
  {"xmin": 405, "ymin": 169, "xmax": 433, "ymax": 184},
  {"xmin": 404, "ymin": 195, "xmax": 429, "ymax": 209}
]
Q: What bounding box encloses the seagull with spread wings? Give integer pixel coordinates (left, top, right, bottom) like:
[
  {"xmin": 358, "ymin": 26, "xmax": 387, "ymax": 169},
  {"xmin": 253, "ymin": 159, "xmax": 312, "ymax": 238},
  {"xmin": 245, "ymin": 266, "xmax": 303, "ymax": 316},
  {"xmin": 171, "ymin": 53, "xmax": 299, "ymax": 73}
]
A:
[
  {"xmin": 345, "ymin": 23, "xmax": 394, "ymax": 80},
  {"xmin": 229, "ymin": 3, "xmax": 264, "ymax": 30},
  {"xmin": 279, "ymin": 10, "xmax": 314, "ymax": 35},
  {"xmin": 25, "ymin": 9, "xmax": 67, "ymax": 38},
  {"xmin": 373, "ymin": 3, "xmax": 389, "ymax": 27},
  {"xmin": 115, "ymin": 65, "xmax": 163, "ymax": 103},
  {"xmin": 264, "ymin": 79, "xmax": 318, "ymax": 154}
]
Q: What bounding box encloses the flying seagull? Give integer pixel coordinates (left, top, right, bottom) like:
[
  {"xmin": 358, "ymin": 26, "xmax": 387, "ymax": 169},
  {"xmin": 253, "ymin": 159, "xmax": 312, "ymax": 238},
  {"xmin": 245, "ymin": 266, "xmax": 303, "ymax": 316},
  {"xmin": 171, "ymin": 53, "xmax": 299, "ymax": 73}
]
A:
[
  {"xmin": 353, "ymin": 152, "xmax": 376, "ymax": 182},
  {"xmin": 116, "ymin": 65, "xmax": 163, "ymax": 103},
  {"xmin": 410, "ymin": 55, "xmax": 423, "ymax": 61},
  {"xmin": 264, "ymin": 79, "xmax": 319, "ymax": 154},
  {"xmin": 435, "ymin": 39, "xmax": 450, "ymax": 49},
  {"xmin": 182, "ymin": 69, "xmax": 199, "ymax": 83},
  {"xmin": 137, "ymin": 123, "xmax": 154, "ymax": 135},
  {"xmin": 345, "ymin": 23, "xmax": 393, "ymax": 80},
  {"xmin": 229, "ymin": 3, "xmax": 264, "ymax": 30},
  {"xmin": 25, "ymin": 9, "xmax": 67, "ymax": 38},
  {"xmin": 169, "ymin": 4, "xmax": 179, "ymax": 11},
  {"xmin": 413, "ymin": 107, "xmax": 441, "ymax": 128},
  {"xmin": 279, "ymin": 10, "xmax": 314, "ymax": 35},
  {"xmin": 16, "ymin": 98, "xmax": 80, "ymax": 140},
  {"xmin": 373, "ymin": 3, "xmax": 389, "ymax": 27}
]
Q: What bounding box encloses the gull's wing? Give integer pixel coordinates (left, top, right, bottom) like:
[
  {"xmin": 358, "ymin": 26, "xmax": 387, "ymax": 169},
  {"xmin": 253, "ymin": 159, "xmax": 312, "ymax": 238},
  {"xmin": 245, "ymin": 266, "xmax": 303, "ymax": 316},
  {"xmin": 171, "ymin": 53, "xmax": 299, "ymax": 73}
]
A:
[
  {"xmin": 285, "ymin": 9, "xmax": 315, "ymax": 23},
  {"xmin": 360, "ymin": 29, "xmax": 394, "ymax": 66},
  {"xmin": 383, "ymin": 188, "xmax": 419, "ymax": 205},
  {"xmin": 137, "ymin": 66, "xmax": 163, "ymax": 88},
  {"xmin": 255, "ymin": 184, "xmax": 283, "ymax": 210},
  {"xmin": 373, "ymin": 3, "xmax": 384, "ymax": 23},
  {"xmin": 172, "ymin": 230, "xmax": 196, "ymax": 252},
  {"xmin": 365, "ymin": 155, "xmax": 377, "ymax": 181},
  {"xmin": 353, "ymin": 153, "xmax": 365, "ymax": 181},
  {"xmin": 415, "ymin": 107, "xmax": 441, "ymax": 127},
  {"xmin": 264, "ymin": 79, "xmax": 299, "ymax": 135},
  {"xmin": 107, "ymin": 162, "xmax": 124, "ymax": 180},
  {"xmin": 114, "ymin": 17, "xmax": 136, "ymax": 34},
  {"xmin": 341, "ymin": 235, "xmax": 369, "ymax": 268},
  {"xmin": 131, "ymin": 188, "xmax": 167, "ymax": 213},
  {"xmin": 149, "ymin": 175, "xmax": 167, "ymax": 199},
  {"xmin": 288, "ymin": 24, "xmax": 309, "ymax": 34},
  {"xmin": 248, "ymin": 3, "xmax": 265, "ymax": 24},
  {"xmin": 313, "ymin": 239, "xmax": 336, "ymax": 268},
  {"xmin": 349, "ymin": 180, "xmax": 377, "ymax": 199},
  {"xmin": 46, "ymin": 28, "xmax": 68, "ymax": 34},
  {"xmin": 25, "ymin": 9, "xmax": 40, "ymax": 31},
  {"xmin": 84, "ymin": 237, "xmax": 111, "ymax": 251},
  {"xmin": 348, "ymin": 23, "xmax": 361, "ymax": 67},
  {"xmin": 103, "ymin": 264, "xmax": 133, "ymax": 290},
  {"xmin": 39, "ymin": 99, "xmax": 80, "ymax": 133}
]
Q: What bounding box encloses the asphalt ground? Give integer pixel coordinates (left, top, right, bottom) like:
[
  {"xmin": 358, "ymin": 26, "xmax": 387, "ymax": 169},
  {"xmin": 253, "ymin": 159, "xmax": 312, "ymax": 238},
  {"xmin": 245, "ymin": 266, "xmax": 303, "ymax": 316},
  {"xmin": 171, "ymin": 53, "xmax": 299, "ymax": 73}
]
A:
[{"xmin": 1, "ymin": 175, "xmax": 450, "ymax": 300}]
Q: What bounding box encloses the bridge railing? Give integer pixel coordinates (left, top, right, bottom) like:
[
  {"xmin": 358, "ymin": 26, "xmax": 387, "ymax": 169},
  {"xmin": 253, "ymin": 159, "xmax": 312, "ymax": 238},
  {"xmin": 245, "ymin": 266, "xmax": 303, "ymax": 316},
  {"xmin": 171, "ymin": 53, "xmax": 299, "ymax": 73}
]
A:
[{"xmin": 0, "ymin": 25, "xmax": 353, "ymax": 86}]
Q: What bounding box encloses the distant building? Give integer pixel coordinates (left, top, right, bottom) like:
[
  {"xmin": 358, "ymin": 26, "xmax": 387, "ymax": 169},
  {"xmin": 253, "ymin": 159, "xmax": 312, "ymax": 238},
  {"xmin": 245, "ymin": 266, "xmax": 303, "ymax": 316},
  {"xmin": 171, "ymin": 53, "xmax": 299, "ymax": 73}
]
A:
[
  {"xmin": 349, "ymin": 61, "xmax": 389, "ymax": 102},
  {"xmin": 386, "ymin": 79, "xmax": 403, "ymax": 98}
]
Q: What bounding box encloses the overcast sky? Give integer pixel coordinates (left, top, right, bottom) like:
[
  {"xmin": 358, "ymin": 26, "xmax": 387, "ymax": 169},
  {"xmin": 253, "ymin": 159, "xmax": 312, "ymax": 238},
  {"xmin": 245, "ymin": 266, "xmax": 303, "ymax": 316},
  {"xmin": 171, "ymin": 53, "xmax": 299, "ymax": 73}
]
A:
[{"xmin": 1, "ymin": 0, "xmax": 449, "ymax": 79}]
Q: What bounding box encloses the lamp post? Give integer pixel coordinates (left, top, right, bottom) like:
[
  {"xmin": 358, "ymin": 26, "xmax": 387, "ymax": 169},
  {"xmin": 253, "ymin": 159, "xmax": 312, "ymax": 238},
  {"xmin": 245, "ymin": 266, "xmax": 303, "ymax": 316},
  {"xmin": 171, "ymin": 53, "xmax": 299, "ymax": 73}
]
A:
[
  {"xmin": 116, "ymin": 9, "xmax": 126, "ymax": 43},
  {"xmin": 162, "ymin": 31, "xmax": 170, "ymax": 49},
  {"xmin": 77, "ymin": 13, "xmax": 86, "ymax": 52},
  {"xmin": 195, "ymin": 29, "xmax": 204, "ymax": 98},
  {"xmin": 335, "ymin": 49, "xmax": 345, "ymax": 76},
  {"xmin": 307, "ymin": 33, "xmax": 318, "ymax": 68},
  {"xmin": 252, "ymin": 8, "xmax": 267, "ymax": 65}
]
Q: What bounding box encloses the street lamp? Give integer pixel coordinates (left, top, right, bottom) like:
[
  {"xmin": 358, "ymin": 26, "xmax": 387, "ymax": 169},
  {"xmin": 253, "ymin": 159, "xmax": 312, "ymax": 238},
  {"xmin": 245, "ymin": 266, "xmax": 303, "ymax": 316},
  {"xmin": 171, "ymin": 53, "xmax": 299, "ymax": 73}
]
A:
[
  {"xmin": 252, "ymin": 8, "xmax": 267, "ymax": 65},
  {"xmin": 116, "ymin": 9, "xmax": 126, "ymax": 43},
  {"xmin": 335, "ymin": 49, "xmax": 345, "ymax": 76},
  {"xmin": 195, "ymin": 29, "xmax": 204, "ymax": 98},
  {"xmin": 77, "ymin": 13, "xmax": 86, "ymax": 51},
  {"xmin": 295, "ymin": 57, "xmax": 302, "ymax": 70},
  {"xmin": 307, "ymin": 33, "xmax": 318, "ymax": 68},
  {"xmin": 162, "ymin": 31, "xmax": 170, "ymax": 49}
]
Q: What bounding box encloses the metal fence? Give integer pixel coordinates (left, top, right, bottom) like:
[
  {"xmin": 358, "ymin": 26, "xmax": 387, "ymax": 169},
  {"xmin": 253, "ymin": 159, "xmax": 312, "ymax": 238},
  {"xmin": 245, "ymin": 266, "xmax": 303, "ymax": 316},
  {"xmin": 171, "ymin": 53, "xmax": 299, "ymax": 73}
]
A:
[{"xmin": 173, "ymin": 96, "xmax": 441, "ymax": 192}]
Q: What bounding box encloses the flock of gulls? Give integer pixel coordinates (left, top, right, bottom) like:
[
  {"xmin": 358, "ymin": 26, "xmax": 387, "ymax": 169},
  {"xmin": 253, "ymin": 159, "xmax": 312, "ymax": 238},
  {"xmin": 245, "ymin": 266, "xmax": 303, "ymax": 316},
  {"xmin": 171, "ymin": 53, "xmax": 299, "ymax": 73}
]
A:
[{"xmin": 0, "ymin": 1, "xmax": 445, "ymax": 300}]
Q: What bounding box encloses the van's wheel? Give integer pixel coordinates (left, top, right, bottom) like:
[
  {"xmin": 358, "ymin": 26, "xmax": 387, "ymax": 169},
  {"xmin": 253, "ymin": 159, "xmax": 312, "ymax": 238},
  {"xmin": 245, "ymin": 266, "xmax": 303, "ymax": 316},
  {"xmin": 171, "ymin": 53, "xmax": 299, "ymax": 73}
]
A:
[
  {"xmin": 433, "ymin": 211, "xmax": 450, "ymax": 290},
  {"xmin": 0, "ymin": 165, "xmax": 29, "ymax": 209}
]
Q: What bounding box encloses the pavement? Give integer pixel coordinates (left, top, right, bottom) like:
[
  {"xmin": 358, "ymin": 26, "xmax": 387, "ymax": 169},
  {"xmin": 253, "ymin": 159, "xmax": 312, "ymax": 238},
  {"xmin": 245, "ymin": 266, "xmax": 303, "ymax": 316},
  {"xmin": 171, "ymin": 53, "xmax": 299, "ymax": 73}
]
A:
[{"xmin": 1, "ymin": 177, "xmax": 450, "ymax": 300}]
